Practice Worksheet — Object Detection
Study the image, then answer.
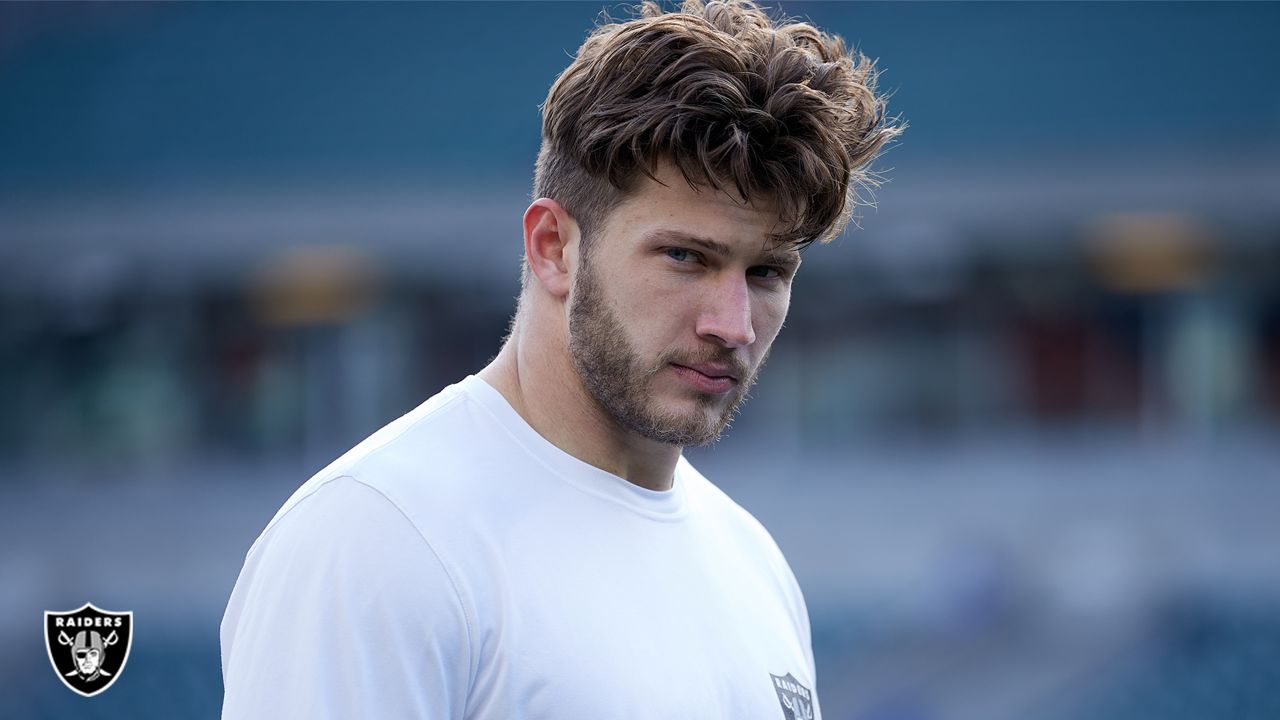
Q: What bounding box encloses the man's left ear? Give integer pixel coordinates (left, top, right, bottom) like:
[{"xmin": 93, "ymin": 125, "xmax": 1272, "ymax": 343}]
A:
[{"xmin": 522, "ymin": 198, "xmax": 579, "ymax": 299}]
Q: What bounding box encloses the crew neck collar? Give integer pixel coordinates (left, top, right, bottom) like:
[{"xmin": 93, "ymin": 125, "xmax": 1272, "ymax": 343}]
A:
[{"xmin": 458, "ymin": 375, "xmax": 689, "ymax": 521}]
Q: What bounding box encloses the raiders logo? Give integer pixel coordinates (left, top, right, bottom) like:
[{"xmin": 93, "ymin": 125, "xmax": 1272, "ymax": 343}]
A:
[
  {"xmin": 771, "ymin": 672, "xmax": 815, "ymax": 720},
  {"xmin": 44, "ymin": 603, "xmax": 133, "ymax": 697}
]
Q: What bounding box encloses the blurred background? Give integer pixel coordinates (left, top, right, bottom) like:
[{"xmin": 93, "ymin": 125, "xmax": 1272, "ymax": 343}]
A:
[{"xmin": 2, "ymin": 1, "xmax": 1278, "ymax": 718}]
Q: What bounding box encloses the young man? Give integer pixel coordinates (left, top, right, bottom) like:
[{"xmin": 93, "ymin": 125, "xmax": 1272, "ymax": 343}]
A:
[{"xmin": 220, "ymin": 1, "xmax": 899, "ymax": 717}]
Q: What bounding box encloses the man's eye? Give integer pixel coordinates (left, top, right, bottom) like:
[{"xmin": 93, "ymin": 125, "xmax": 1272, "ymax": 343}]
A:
[
  {"xmin": 666, "ymin": 248, "xmax": 697, "ymax": 263},
  {"xmin": 748, "ymin": 265, "xmax": 784, "ymax": 279}
]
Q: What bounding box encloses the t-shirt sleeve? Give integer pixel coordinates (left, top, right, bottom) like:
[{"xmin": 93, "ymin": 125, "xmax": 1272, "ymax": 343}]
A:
[{"xmin": 220, "ymin": 475, "xmax": 472, "ymax": 719}]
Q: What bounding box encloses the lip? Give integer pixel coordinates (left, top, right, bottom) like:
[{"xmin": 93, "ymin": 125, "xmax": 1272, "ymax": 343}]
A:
[
  {"xmin": 685, "ymin": 362, "xmax": 738, "ymax": 381},
  {"xmin": 670, "ymin": 363, "xmax": 739, "ymax": 394}
]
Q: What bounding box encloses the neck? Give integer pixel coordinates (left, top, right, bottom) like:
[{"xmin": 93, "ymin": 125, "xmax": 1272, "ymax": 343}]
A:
[{"xmin": 478, "ymin": 309, "xmax": 682, "ymax": 492}]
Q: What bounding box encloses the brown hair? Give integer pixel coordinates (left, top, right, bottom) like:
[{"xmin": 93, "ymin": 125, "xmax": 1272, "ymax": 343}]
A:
[{"xmin": 533, "ymin": 0, "xmax": 902, "ymax": 255}]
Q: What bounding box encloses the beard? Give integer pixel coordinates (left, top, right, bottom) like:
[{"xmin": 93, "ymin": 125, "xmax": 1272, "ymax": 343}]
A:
[{"xmin": 567, "ymin": 255, "xmax": 763, "ymax": 447}]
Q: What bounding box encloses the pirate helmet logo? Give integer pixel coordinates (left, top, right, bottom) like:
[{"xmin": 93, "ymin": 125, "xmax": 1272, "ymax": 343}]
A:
[{"xmin": 44, "ymin": 603, "xmax": 133, "ymax": 697}]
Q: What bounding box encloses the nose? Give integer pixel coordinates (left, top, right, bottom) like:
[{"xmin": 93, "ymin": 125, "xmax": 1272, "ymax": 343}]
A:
[{"xmin": 695, "ymin": 274, "xmax": 756, "ymax": 348}]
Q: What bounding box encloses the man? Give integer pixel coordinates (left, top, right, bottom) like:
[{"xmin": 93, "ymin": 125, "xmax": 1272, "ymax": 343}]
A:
[{"xmin": 220, "ymin": 1, "xmax": 899, "ymax": 717}]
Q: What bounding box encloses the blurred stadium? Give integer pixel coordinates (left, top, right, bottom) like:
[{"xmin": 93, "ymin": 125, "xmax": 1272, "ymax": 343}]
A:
[{"xmin": 1, "ymin": 2, "xmax": 1279, "ymax": 718}]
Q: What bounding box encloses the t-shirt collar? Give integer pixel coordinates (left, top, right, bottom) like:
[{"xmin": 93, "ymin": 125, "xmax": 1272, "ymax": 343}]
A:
[{"xmin": 460, "ymin": 375, "xmax": 690, "ymax": 521}]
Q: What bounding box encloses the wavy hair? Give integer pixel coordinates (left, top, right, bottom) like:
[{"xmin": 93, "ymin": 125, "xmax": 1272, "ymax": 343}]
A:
[{"xmin": 534, "ymin": 0, "xmax": 902, "ymax": 252}]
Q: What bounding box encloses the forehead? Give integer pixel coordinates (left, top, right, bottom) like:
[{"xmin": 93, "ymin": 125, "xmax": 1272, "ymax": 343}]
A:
[{"xmin": 603, "ymin": 162, "xmax": 785, "ymax": 253}]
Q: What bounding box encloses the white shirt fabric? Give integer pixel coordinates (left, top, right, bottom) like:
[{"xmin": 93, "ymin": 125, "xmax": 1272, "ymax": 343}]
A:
[{"xmin": 221, "ymin": 375, "xmax": 820, "ymax": 719}]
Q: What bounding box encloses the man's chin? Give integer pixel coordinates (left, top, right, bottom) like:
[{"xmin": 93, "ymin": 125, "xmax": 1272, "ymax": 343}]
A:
[
  {"xmin": 639, "ymin": 406, "xmax": 730, "ymax": 447},
  {"xmin": 641, "ymin": 425, "xmax": 720, "ymax": 448}
]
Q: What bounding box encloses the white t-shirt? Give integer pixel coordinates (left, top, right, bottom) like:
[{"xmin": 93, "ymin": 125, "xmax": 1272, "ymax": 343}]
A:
[{"xmin": 221, "ymin": 375, "xmax": 820, "ymax": 719}]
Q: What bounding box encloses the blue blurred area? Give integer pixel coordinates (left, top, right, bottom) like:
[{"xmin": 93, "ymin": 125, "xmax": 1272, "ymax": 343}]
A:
[
  {"xmin": 1, "ymin": 2, "xmax": 1279, "ymax": 719},
  {"xmin": 4, "ymin": 1, "xmax": 1278, "ymax": 186}
]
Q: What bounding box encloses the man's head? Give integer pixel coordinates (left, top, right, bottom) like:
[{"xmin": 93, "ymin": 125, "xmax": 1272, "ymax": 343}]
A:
[
  {"xmin": 72, "ymin": 630, "xmax": 105, "ymax": 678},
  {"xmin": 521, "ymin": 0, "xmax": 900, "ymax": 446}
]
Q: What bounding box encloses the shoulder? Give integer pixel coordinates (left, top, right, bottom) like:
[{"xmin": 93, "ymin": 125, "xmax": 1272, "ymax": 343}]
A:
[
  {"xmin": 312, "ymin": 378, "xmax": 487, "ymax": 496},
  {"xmin": 681, "ymin": 458, "xmax": 786, "ymax": 555},
  {"xmin": 233, "ymin": 475, "xmax": 468, "ymax": 619},
  {"xmin": 679, "ymin": 457, "xmax": 811, "ymax": 613},
  {"xmin": 247, "ymin": 474, "xmax": 437, "ymax": 567},
  {"xmin": 260, "ymin": 377, "xmax": 520, "ymax": 540},
  {"xmin": 235, "ymin": 376, "xmax": 535, "ymax": 618},
  {"xmin": 221, "ymin": 475, "xmax": 474, "ymax": 717}
]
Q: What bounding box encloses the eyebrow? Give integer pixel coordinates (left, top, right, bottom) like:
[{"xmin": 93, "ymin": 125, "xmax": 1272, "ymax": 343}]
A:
[
  {"xmin": 642, "ymin": 229, "xmax": 802, "ymax": 267},
  {"xmin": 643, "ymin": 229, "xmax": 733, "ymax": 256}
]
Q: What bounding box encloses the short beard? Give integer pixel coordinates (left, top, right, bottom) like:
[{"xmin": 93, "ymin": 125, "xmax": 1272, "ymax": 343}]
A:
[{"xmin": 566, "ymin": 254, "xmax": 761, "ymax": 447}]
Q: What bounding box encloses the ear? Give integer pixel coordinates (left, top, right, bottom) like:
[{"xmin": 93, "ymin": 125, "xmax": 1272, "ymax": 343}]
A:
[{"xmin": 523, "ymin": 198, "xmax": 578, "ymax": 299}]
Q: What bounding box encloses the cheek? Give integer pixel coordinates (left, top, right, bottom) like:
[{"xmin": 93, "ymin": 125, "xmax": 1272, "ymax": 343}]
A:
[
  {"xmin": 623, "ymin": 281, "xmax": 695, "ymax": 333},
  {"xmin": 635, "ymin": 303, "xmax": 696, "ymax": 350},
  {"xmin": 754, "ymin": 294, "xmax": 790, "ymax": 342}
]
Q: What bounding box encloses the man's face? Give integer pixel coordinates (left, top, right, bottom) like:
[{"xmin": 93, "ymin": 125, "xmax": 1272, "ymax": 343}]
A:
[
  {"xmin": 567, "ymin": 161, "xmax": 800, "ymax": 447},
  {"xmin": 76, "ymin": 648, "xmax": 101, "ymax": 675}
]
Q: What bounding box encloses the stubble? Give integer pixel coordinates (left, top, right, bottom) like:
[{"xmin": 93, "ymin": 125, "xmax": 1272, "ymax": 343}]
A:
[{"xmin": 566, "ymin": 255, "xmax": 763, "ymax": 447}]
